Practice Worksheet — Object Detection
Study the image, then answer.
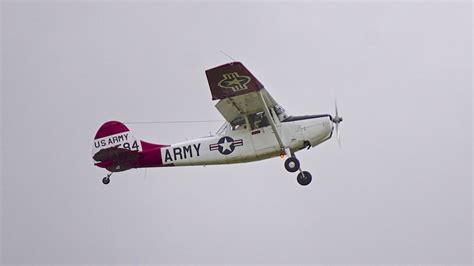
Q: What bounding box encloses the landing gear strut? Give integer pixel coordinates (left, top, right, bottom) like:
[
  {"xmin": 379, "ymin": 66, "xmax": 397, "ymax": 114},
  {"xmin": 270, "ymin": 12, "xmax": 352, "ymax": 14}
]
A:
[
  {"xmin": 283, "ymin": 149, "xmax": 313, "ymax": 186},
  {"xmin": 102, "ymin": 173, "xmax": 112, "ymax": 185}
]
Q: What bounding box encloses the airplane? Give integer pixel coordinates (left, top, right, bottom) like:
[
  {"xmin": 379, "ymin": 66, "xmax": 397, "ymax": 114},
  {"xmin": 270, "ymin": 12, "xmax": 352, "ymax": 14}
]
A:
[{"xmin": 92, "ymin": 62, "xmax": 343, "ymax": 186}]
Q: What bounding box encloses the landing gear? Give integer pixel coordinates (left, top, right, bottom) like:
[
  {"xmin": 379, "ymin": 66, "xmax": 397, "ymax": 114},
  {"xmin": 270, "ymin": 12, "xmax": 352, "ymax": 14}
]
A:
[
  {"xmin": 297, "ymin": 171, "xmax": 312, "ymax": 186},
  {"xmin": 102, "ymin": 177, "xmax": 110, "ymax": 185},
  {"xmin": 102, "ymin": 173, "xmax": 112, "ymax": 185},
  {"xmin": 283, "ymin": 149, "xmax": 313, "ymax": 186},
  {"xmin": 284, "ymin": 157, "xmax": 300, "ymax": 172}
]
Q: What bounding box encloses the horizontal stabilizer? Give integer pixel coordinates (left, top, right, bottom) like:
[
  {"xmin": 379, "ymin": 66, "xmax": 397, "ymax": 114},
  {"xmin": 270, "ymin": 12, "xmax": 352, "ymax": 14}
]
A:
[{"xmin": 93, "ymin": 146, "xmax": 139, "ymax": 163}]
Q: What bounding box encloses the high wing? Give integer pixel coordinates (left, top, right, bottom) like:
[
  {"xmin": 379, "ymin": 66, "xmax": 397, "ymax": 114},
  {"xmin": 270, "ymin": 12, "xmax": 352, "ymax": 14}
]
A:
[{"xmin": 205, "ymin": 62, "xmax": 286, "ymax": 123}]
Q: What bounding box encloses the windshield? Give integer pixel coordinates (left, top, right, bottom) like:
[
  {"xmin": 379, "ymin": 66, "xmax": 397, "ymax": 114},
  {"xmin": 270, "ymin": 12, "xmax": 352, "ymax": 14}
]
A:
[
  {"xmin": 274, "ymin": 105, "xmax": 288, "ymax": 121},
  {"xmin": 216, "ymin": 116, "xmax": 248, "ymax": 135}
]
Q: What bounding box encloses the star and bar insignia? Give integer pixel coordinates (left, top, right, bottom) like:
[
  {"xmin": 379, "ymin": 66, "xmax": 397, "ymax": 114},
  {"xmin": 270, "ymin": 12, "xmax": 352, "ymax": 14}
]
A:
[{"xmin": 209, "ymin": 136, "xmax": 243, "ymax": 155}]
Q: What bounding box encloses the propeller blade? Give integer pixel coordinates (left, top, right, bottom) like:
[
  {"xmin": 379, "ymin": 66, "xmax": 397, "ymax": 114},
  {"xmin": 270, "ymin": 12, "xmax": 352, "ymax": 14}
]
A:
[
  {"xmin": 333, "ymin": 99, "xmax": 342, "ymax": 148},
  {"xmin": 335, "ymin": 123, "xmax": 341, "ymax": 147}
]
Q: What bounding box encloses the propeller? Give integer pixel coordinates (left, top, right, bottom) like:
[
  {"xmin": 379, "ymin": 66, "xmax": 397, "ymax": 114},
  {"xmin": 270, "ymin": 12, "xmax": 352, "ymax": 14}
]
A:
[{"xmin": 331, "ymin": 100, "xmax": 343, "ymax": 147}]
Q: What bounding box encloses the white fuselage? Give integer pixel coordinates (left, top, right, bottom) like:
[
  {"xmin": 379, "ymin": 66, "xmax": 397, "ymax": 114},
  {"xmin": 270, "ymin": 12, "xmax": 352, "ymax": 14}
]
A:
[{"xmin": 160, "ymin": 116, "xmax": 333, "ymax": 166}]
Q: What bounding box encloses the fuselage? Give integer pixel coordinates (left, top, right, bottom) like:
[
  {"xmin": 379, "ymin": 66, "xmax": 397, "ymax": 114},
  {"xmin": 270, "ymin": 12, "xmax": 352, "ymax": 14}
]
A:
[{"xmin": 134, "ymin": 114, "xmax": 333, "ymax": 169}]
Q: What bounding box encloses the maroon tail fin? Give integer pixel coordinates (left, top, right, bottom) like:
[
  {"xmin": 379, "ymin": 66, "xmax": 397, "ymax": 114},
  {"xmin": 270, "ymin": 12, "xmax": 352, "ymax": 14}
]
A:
[
  {"xmin": 92, "ymin": 121, "xmax": 142, "ymax": 171},
  {"xmin": 92, "ymin": 121, "xmax": 141, "ymax": 154},
  {"xmin": 92, "ymin": 121, "xmax": 171, "ymax": 171}
]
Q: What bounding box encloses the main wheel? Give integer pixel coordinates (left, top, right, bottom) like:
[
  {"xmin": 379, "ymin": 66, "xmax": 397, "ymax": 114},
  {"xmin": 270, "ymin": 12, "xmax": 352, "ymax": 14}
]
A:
[
  {"xmin": 102, "ymin": 177, "xmax": 110, "ymax": 185},
  {"xmin": 297, "ymin": 171, "xmax": 312, "ymax": 186},
  {"xmin": 284, "ymin": 157, "xmax": 300, "ymax": 172}
]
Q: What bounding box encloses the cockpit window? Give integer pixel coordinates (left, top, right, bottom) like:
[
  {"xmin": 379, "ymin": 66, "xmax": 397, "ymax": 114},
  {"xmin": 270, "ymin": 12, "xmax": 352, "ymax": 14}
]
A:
[
  {"xmin": 248, "ymin": 111, "xmax": 270, "ymax": 130},
  {"xmin": 230, "ymin": 116, "xmax": 246, "ymax": 130}
]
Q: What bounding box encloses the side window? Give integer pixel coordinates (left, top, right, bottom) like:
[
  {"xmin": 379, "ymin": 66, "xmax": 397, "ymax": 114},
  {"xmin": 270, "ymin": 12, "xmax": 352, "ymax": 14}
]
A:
[
  {"xmin": 260, "ymin": 113, "xmax": 269, "ymax": 128},
  {"xmin": 230, "ymin": 116, "xmax": 246, "ymax": 131},
  {"xmin": 216, "ymin": 122, "xmax": 230, "ymax": 135},
  {"xmin": 248, "ymin": 111, "xmax": 270, "ymax": 130}
]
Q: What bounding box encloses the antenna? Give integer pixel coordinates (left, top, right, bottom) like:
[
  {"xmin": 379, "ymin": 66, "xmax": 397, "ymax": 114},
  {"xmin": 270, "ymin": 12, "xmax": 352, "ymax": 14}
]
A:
[
  {"xmin": 220, "ymin": 50, "xmax": 237, "ymax": 62},
  {"xmin": 124, "ymin": 120, "xmax": 223, "ymax": 125}
]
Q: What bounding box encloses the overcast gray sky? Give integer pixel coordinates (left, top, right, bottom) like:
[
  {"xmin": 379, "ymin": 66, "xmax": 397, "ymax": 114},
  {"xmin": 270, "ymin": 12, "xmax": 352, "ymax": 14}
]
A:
[{"xmin": 1, "ymin": 1, "xmax": 472, "ymax": 264}]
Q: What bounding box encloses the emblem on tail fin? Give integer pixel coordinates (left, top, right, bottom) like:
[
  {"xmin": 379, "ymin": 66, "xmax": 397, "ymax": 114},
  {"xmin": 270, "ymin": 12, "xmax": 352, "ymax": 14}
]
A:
[{"xmin": 218, "ymin": 72, "xmax": 251, "ymax": 92}]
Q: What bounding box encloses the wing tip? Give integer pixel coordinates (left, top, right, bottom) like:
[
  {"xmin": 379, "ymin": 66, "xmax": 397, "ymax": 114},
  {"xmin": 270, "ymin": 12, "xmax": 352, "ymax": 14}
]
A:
[
  {"xmin": 206, "ymin": 62, "xmax": 264, "ymax": 101},
  {"xmin": 205, "ymin": 61, "xmax": 242, "ymax": 73}
]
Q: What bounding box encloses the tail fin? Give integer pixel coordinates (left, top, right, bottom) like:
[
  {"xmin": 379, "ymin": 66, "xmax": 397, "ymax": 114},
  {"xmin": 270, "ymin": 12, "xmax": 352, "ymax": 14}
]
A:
[
  {"xmin": 92, "ymin": 121, "xmax": 171, "ymax": 171},
  {"xmin": 92, "ymin": 121, "xmax": 142, "ymax": 160}
]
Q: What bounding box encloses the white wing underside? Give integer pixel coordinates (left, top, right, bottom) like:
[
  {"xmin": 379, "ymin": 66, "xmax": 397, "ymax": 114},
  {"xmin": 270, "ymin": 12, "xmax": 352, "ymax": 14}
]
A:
[{"xmin": 215, "ymin": 88, "xmax": 279, "ymax": 122}]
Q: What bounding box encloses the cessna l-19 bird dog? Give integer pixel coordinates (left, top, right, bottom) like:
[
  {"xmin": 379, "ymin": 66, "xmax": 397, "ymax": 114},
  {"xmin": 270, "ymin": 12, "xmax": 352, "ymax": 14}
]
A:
[{"xmin": 92, "ymin": 62, "xmax": 343, "ymax": 186}]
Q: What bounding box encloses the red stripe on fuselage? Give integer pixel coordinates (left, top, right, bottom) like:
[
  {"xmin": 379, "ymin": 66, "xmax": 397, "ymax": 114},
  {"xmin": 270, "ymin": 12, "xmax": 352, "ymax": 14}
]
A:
[{"xmin": 135, "ymin": 141, "xmax": 173, "ymax": 167}]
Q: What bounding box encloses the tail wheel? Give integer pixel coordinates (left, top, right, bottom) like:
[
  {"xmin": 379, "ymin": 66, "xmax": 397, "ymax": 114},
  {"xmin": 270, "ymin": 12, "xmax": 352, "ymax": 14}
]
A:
[
  {"xmin": 102, "ymin": 176, "xmax": 110, "ymax": 185},
  {"xmin": 297, "ymin": 171, "xmax": 312, "ymax": 186},
  {"xmin": 284, "ymin": 157, "xmax": 300, "ymax": 172}
]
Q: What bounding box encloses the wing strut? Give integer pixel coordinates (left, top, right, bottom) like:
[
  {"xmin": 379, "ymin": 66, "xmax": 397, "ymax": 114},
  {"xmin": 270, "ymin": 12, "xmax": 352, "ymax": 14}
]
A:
[{"xmin": 258, "ymin": 90, "xmax": 286, "ymax": 155}]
